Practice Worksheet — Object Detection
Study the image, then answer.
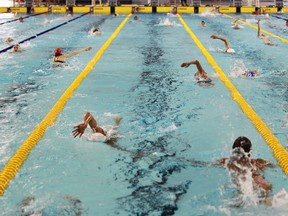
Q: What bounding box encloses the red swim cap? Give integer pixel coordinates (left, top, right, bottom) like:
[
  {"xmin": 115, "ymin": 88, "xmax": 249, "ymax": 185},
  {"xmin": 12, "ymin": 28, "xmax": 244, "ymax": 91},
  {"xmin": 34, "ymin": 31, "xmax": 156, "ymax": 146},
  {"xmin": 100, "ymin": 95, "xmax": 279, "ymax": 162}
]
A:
[{"xmin": 54, "ymin": 48, "xmax": 62, "ymax": 55}]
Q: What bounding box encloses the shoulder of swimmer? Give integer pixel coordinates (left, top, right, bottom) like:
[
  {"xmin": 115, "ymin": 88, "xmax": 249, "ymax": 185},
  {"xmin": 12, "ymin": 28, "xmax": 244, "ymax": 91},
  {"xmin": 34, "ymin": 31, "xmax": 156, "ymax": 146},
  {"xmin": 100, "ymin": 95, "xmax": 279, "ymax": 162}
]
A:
[{"xmin": 53, "ymin": 55, "xmax": 65, "ymax": 63}]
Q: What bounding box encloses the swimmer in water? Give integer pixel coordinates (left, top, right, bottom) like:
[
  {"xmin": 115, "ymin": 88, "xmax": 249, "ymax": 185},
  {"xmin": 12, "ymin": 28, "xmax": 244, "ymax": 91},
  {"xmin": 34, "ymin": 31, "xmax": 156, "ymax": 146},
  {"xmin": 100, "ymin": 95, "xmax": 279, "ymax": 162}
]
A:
[
  {"xmin": 73, "ymin": 112, "xmax": 108, "ymax": 137},
  {"xmin": 12, "ymin": 43, "xmax": 22, "ymax": 52},
  {"xmin": 52, "ymin": 46, "xmax": 92, "ymax": 64},
  {"xmin": 257, "ymin": 19, "xmax": 274, "ymax": 46},
  {"xmin": 181, "ymin": 60, "xmax": 212, "ymax": 83},
  {"xmin": 188, "ymin": 136, "xmax": 275, "ymax": 204},
  {"xmin": 215, "ymin": 137, "xmax": 274, "ymax": 192},
  {"xmin": 242, "ymin": 69, "xmax": 260, "ymax": 77},
  {"xmin": 92, "ymin": 28, "xmax": 102, "ymax": 35},
  {"xmin": 5, "ymin": 37, "xmax": 14, "ymax": 43},
  {"xmin": 286, "ymin": 20, "xmax": 288, "ymax": 27},
  {"xmin": 19, "ymin": 17, "xmax": 24, "ymax": 22},
  {"xmin": 73, "ymin": 112, "xmax": 122, "ymax": 138},
  {"xmin": 210, "ymin": 35, "xmax": 235, "ymax": 53},
  {"xmin": 231, "ymin": 18, "xmax": 241, "ymax": 29},
  {"xmin": 201, "ymin": 21, "xmax": 206, "ymax": 27}
]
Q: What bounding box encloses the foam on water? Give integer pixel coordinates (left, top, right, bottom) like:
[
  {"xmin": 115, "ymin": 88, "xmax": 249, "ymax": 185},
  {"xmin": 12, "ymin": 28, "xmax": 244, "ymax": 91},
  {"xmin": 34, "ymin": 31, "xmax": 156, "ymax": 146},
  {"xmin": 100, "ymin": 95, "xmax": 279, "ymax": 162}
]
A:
[{"xmin": 157, "ymin": 18, "xmax": 181, "ymax": 27}]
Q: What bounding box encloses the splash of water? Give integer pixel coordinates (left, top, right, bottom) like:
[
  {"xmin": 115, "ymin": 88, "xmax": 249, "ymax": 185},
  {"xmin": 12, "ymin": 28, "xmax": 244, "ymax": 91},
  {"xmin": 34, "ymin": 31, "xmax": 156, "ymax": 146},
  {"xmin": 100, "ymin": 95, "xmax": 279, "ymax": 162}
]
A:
[
  {"xmin": 199, "ymin": 9, "xmax": 220, "ymax": 18},
  {"xmin": 157, "ymin": 18, "xmax": 180, "ymax": 27},
  {"xmin": 230, "ymin": 60, "xmax": 248, "ymax": 77}
]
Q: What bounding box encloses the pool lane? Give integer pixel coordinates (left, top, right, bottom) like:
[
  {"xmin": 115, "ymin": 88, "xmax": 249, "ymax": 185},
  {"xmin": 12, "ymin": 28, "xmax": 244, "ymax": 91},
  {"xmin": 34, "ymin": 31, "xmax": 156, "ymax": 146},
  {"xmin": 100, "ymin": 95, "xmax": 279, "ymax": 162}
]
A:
[
  {"xmin": 0, "ymin": 13, "xmax": 133, "ymax": 196},
  {"xmin": 222, "ymin": 13, "xmax": 288, "ymax": 43},
  {"xmin": 0, "ymin": 12, "xmax": 89, "ymax": 54},
  {"xmin": 177, "ymin": 14, "xmax": 288, "ymax": 175}
]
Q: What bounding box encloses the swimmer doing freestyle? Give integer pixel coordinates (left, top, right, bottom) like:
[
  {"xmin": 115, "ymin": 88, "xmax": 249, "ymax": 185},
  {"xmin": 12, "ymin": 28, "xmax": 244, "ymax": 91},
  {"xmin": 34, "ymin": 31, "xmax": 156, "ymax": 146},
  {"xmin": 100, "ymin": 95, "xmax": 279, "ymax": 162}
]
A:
[{"xmin": 181, "ymin": 60, "xmax": 212, "ymax": 83}]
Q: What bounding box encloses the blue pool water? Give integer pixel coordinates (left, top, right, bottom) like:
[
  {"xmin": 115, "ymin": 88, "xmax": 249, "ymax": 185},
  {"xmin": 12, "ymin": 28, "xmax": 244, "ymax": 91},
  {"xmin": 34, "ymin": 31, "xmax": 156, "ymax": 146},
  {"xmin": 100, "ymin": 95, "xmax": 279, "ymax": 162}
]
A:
[{"xmin": 0, "ymin": 11, "xmax": 288, "ymax": 215}]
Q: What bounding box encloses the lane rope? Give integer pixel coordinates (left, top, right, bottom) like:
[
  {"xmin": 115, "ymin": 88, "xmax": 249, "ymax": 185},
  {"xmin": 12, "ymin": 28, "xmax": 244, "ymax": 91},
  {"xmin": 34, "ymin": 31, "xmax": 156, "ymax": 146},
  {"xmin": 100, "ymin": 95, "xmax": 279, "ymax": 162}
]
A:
[
  {"xmin": 0, "ymin": 12, "xmax": 47, "ymax": 26},
  {"xmin": 0, "ymin": 12, "xmax": 89, "ymax": 54},
  {"xmin": 0, "ymin": 13, "xmax": 132, "ymax": 196},
  {"xmin": 177, "ymin": 14, "xmax": 288, "ymax": 175},
  {"xmin": 222, "ymin": 13, "xmax": 288, "ymax": 43}
]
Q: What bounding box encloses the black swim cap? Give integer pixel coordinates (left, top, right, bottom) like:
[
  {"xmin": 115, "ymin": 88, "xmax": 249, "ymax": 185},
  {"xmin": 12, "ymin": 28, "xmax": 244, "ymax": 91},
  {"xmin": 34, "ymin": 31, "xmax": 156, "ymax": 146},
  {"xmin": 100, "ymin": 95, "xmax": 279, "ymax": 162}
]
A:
[{"xmin": 232, "ymin": 136, "xmax": 252, "ymax": 153}]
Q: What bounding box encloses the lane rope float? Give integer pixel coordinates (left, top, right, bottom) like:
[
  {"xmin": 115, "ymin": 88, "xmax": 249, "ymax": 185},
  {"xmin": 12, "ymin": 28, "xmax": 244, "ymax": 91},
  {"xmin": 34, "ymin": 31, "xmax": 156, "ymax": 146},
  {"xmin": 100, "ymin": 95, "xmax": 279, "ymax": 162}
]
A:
[
  {"xmin": 0, "ymin": 13, "xmax": 132, "ymax": 196},
  {"xmin": 177, "ymin": 14, "xmax": 288, "ymax": 175}
]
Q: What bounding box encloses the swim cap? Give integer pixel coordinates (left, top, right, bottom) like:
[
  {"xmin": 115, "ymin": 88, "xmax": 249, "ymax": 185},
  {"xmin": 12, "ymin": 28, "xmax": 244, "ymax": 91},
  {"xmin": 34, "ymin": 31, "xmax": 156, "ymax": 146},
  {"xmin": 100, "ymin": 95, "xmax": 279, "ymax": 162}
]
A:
[
  {"xmin": 226, "ymin": 48, "xmax": 235, "ymax": 53},
  {"xmin": 54, "ymin": 48, "xmax": 62, "ymax": 56},
  {"xmin": 232, "ymin": 136, "xmax": 252, "ymax": 153}
]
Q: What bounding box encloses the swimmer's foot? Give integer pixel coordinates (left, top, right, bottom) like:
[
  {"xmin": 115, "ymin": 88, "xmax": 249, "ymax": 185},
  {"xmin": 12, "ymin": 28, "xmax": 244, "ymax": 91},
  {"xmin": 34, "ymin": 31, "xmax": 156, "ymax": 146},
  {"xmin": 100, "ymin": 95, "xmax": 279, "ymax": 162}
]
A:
[{"xmin": 114, "ymin": 116, "xmax": 122, "ymax": 125}]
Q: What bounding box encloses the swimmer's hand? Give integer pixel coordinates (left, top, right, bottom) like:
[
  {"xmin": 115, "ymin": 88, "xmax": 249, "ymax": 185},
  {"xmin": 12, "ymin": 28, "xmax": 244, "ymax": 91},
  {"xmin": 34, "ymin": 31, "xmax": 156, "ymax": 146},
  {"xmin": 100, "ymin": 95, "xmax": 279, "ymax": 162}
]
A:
[
  {"xmin": 181, "ymin": 62, "xmax": 190, "ymax": 68},
  {"xmin": 72, "ymin": 123, "xmax": 87, "ymax": 138},
  {"xmin": 85, "ymin": 47, "xmax": 92, "ymax": 51},
  {"xmin": 210, "ymin": 35, "xmax": 218, "ymax": 39}
]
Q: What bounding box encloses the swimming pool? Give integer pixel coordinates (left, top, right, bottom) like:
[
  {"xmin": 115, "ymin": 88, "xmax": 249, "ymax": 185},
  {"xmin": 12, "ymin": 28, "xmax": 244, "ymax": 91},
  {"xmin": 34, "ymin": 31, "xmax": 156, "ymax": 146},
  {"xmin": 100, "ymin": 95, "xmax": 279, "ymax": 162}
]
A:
[{"xmin": 0, "ymin": 11, "xmax": 288, "ymax": 215}]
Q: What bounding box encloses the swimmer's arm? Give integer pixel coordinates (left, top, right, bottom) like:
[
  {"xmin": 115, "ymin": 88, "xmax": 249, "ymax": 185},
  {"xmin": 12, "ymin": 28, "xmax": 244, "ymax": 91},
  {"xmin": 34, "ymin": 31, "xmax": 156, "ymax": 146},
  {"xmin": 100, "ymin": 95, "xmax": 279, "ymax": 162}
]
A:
[
  {"xmin": 257, "ymin": 19, "xmax": 261, "ymax": 38},
  {"xmin": 72, "ymin": 112, "xmax": 95, "ymax": 138},
  {"xmin": 181, "ymin": 60, "xmax": 205, "ymax": 73},
  {"xmin": 251, "ymin": 158, "xmax": 277, "ymax": 171},
  {"xmin": 186, "ymin": 158, "xmax": 227, "ymax": 168},
  {"xmin": 210, "ymin": 35, "xmax": 229, "ymax": 50},
  {"xmin": 64, "ymin": 46, "xmax": 92, "ymax": 58}
]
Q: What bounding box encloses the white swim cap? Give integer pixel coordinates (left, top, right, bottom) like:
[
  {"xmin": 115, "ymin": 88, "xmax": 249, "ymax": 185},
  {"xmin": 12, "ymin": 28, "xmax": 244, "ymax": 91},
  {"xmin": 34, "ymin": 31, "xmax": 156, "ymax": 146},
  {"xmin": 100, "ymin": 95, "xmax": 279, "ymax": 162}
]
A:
[{"xmin": 226, "ymin": 48, "xmax": 235, "ymax": 53}]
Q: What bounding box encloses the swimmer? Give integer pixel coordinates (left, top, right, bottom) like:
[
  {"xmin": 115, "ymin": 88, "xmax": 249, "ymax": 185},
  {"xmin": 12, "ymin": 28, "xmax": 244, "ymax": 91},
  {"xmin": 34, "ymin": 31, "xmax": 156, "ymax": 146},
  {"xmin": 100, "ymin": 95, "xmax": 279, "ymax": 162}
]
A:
[
  {"xmin": 12, "ymin": 43, "xmax": 22, "ymax": 52},
  {"xmin": 52, "ymin": 46, "xmax": 92, "ymax": 64},
  {"xmin": 201, "ymin": 21, "xmax": 206, "ymax": 27},
  {"xmin": 131, "ymin": 15, "xmax": 144, "ymax": 23},
  {"xmin": 19, "ymin": 17, "xmax": 24, "ymax": 22},
  {"xmin": 73, "ymin": 112, "xmax": 122, "ymax": 139},
  {"xmin": 210, "ymin": 35, "xmax": 235, "ymax": 53},
  {"xmin": 242, "ymin": 69, "xmax": 260, "ymax": 77},
  {"xmin": 286, "ymin": 20, "xmax": 288, "ymax": 27},
  {"xmin": 231, "ymin": 18, "xmax": 241, "ymax": 29},
  {"xmin": 215, "ymin": 137, "xmax": 274, "ymax": 192},
  {"xmin": 167, "ymin": 7, "xmax": 177, "ymax": 16},
  {"xmin": 5, "ymin": 37, "xmax": 14, "ymax": 43},
  {"xmin": 181, "ymin": 60, "xmax": 212, "ymax": 83},
  {"xmin": 188, "ymin": 136, "xmax": 275, "ymax": 196},
  {"xmin": 257, "ymin": 19, "xmax": 274, "ymax": 46},
  {"xmin": 92, "ymin": 28, "xmax": 102, "ymax": 35}
]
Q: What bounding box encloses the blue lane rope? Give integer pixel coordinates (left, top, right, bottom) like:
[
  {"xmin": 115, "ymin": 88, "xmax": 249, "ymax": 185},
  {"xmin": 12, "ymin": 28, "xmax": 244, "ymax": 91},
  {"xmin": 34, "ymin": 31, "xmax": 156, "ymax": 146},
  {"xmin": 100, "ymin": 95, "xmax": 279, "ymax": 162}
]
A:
[
  {"xmin": 0, "ymin": 12, "xmax": 47, "ymax": 26},
  {"xmin": 270, "ymin": 14, "xmax": 288, "ymax": 21},
  {"xmin": 0, "ymin": 12, "xmax": 89, "ymax": 54}
]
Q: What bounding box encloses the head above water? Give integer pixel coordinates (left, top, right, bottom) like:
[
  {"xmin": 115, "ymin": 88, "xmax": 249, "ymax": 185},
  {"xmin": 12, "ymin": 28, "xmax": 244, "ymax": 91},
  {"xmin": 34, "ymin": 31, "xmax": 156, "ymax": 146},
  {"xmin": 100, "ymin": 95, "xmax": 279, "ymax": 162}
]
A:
[
  {"xmin": 232, "ymin": 136, "xmax": 252, "ymax": 154},
  {"xmin": 54, "ymin": 48, "xmax": 62, "ymax": 56},
  {"xmin": 13, "ymin": 43, "xmax": 20, "ymax": 51}
]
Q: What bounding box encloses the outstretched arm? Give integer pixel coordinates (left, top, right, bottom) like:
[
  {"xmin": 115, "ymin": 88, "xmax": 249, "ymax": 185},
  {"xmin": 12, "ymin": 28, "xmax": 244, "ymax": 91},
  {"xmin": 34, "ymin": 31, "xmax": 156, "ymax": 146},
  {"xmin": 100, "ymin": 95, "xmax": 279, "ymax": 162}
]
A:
[
  {"xmin": 181, "ymin": 60, "xmax": 205, "ymax": 73},
  {"xmin": 64, "ymin": 46, "xmax": 92, "ymax": 58},
  {"xmin": 210, "ymin": 35, "xmax": 230, "ymax": 50},
  {"xmin": 257, "ymin": 19, "xmax": 261, "ymax": 38}
]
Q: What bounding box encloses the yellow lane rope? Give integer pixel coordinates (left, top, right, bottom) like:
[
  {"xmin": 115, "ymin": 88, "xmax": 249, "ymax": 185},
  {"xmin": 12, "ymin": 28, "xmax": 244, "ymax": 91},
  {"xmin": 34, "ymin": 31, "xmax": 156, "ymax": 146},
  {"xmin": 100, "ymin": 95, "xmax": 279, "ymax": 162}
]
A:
[
  {"xmin": 0, "ymin": 13, "xmax": 132, "ymax": 196},
  {"xmin": 223, "ymin": 13, "xmax": 288, "ymax": 43},
  {"xmin": 177, "ymin": 14, "xmax": 288, "ymax": 175}
]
